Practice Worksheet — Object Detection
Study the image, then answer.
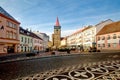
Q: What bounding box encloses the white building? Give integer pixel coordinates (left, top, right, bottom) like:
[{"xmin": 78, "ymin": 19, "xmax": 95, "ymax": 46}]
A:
[
  {"xmin": 82, "ymin": 26, "xmax": 96, "ymax": 50},
  {"xmin": 67, "ymin": 28, "xmax": 84, "ymax": 49},
  {"xmin": 19, "ymin": 27, "xmax": 33, "ymax": 52},
  {"xmin": 34, "ymin": 31, "xmax": 49, "ymax": 51},
  {"xmin": 66, "ymin": 19, "xmax": 114, "ymax": 51}
]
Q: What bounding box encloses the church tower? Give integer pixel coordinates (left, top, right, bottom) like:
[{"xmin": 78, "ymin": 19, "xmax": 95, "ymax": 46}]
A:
[{"xmin": 52, "ymin": 17, "xmax": 61, "ymax": 49}]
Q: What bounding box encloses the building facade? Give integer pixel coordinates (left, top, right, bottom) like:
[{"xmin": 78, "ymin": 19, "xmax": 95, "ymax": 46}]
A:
[
  {"xmin": 34, "ymin": 31, "xmax": 49, "ymax": 51},
  {"xmin": 20, "ymin": 27, "xmax": 33, "ymax": 52},
  {"xmin": 60, "ymin": 37, "xmax": 67, "ymax": 48},
  {"xmin": 52, "ymin": 17, "xmax": 61, "ymax": 49},
  {"xmin": 82, "ymin": 26, "xmax": 96, "ymax": 50},
  {"xmin": 66, "ymin": 19, "xmax": 114, "ymax": 51},
  {"xmin": 97, "ymin": 21, "xmax": 120, "ymax": 51},
  {"xmin": 32, "ymin": 33, "xmax": 43, "ymax": 51},
  {"xmin": 0, "ymin": 7, "xmax": 20, "ymax": 54},
  {"xmin": 67, "ymin": 27, "xmax": 87, "ymax": 50}
]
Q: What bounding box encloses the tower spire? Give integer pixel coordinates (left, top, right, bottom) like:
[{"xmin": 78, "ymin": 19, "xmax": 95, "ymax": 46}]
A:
[{"xmin": 55, "ymin": 17, "xmax": 60, "ymax": 26}]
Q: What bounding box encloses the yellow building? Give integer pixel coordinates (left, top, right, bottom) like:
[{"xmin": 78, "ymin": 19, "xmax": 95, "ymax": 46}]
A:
[{"xmin": 60, "ymin": 37, "xmax": 67, "ymax": 48}]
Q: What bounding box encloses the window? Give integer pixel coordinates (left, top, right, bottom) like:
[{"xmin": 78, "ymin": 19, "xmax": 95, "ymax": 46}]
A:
[
  {"xmin": 113, "ymin": 34, "xmax": 117, "ymax": 39},
  {"xmin": 10, "ymin": 22, "xmax": 12, "ymax": 27},
  {"xmin": 102, "ymin": 36, "xmax": 105, "ymax": 40},
  {"xmin": 13, "ymin": 33, "xmax": 17, "ymax": 39},
  {"xmin": 108, "ymin": 43, "xmax": 110, "ymax": 47},
  {"xmin": 25, "ymin": 37, "xmax": 27, "ymax": 43},
  {"xmin": 98, "ymin": 44, "xmax": 100, "ymax": 47},
  {"xmin": 13, "ymin": 33, "xmax": 15, "ymax": 39},
  {"xmin": 28, "ymin": 38, "xmax": 29, "ymax": 43},
  {"xmin": 56, "ymin": 29, "xmax": 58, "ymax": 32},
  {"xmin": 9, "ymin": 32, "xmax": 12, "ymax": 39},
  {"xmin": 13, "ymin": 24, "xmax": 17, "ymax": 29},
  {"xmin": 21, "ymin": 37, "xmax": 23, "ymax": 42},
  {"xmin": 27, "ymin": 32, "xmax": 30, "ymax": 35},
  {"xmin": 113, "ymin": 43, "xmax": 117, "ymax": 48},
  {"xmin": 102, "ymin": 44, "xmax": 105, "ymax": 47},
  {"xmin": 21, "ymin": 46, "xmax": 23, "ymax": 52},
  {"xmin": 118, "ymin": 35, "xmax": 120, "ymax": 38},
  {"xmin": 6, "ymin": 31, "xmax": 9, "ymax": 38},
  {"xmin": 7, "ymin": 21, "xmax": 9, "ymax": 26},
  {"xmin": 107, "ymin": 35, "xmax": 110, "ymax": 40},
  {"xmin": 14, "ymin": 33, "xmax": 17, "ymax": 39},
  {"xmin": 98, "ymin": 37, "xmax": 100, "ymax": 41},
  {"xmin": 7, "ymin": 21, "xmax": 17, "ymax": 29}
]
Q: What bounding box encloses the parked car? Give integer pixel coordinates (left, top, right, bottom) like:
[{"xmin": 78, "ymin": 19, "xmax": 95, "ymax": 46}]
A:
[
  {"xmin": 89, "ymin": 47, "xmax": 100, "ymax": 52},
  {"xmin": 31, "ymin": 50, "xmax": 39, "ymax": 54},
  {"xmin": 26, "ymin": 50, "xmax": 39, "ymax": 57}
]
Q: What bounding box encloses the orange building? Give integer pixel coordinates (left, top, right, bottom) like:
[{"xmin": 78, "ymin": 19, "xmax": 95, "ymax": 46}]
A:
[
  {"xmin": 96, "ymin": 21, "xmax": 120, "ymax": 51},
  {"xmin": 0, "ymin": 7, "xmax": 20, "ymax": 54}
]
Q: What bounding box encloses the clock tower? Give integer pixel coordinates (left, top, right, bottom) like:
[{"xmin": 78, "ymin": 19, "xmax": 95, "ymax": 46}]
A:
[{"xmin": 52, "ymin": 17, "xmax": 61, "ymax": 49}]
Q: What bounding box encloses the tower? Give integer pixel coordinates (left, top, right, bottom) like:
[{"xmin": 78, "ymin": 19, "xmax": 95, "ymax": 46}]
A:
[{"xmin": 52, "ymin": 17, "xmax": 61, "ymax": 49}]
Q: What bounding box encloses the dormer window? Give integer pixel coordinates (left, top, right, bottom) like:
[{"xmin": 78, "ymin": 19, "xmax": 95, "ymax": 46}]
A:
[
  {"xmin": 27, "ymin": 32, "xmax": 30, "ymax": 35},
  {"xmin": 20, "ymin": 30, "xmax": 24, "ymax": 33}
]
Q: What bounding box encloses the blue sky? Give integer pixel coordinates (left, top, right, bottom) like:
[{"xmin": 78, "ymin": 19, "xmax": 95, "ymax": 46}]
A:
[{"xmin": 0, "ymin": 0, "xmax": 120, "ymax": 38}]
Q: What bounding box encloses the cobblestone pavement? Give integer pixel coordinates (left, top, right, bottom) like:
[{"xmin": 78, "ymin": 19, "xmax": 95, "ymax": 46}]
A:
[{"xmin": 17, "ymin": 60, "xmax": 120, "ymax": 80}]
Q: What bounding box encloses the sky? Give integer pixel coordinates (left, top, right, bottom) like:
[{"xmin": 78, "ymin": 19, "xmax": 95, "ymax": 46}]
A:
[{"xmin": 0, "ymin": 0, "xmax": 120, "ymax": 39}]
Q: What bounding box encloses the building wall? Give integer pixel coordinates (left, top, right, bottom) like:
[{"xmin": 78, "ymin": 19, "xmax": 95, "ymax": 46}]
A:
[
  {"xmin": 61, "ymin": 38, "xmax": 67, "ymax": 47},
  {"xmin": 82, "ymin": 26, "xmax": 96, "ymax": 50},
  {"xmin": 20, "ymin": 34, "xmax": 33, "ymax": 52},
  {"xmin": 66, "ymin": 26, "xmax": 96, "ymax": 51},
  {"xmin": 0, "ymin": 14, "xmax": 20, "ymax": 54},
  {"xmin": 33, "ymin": 38, "xmax": 43, "ymax": 51},
  {"xmin": 97, "ymin": 32, "xmax": 120, "ymax": 50},
  {"xmin": 34, "ymin": 32, "xmax": 49, "ymax": 51},
  {"xmin": 67, "ymin": 29, "xmax": 84, "ymax": 49}
]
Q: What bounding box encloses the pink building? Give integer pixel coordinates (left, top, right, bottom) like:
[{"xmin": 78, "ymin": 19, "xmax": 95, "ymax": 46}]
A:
[
  {"xmin": 0, "ymin": 7, "xmax": 20, "ymax": 54},
  {"xmin": 32, "ymin": 33, "xmax": 43, "ymax": 51},
  {"xmin": 96, "ymin": 21, "xmax": 120, "ymax": 51}
]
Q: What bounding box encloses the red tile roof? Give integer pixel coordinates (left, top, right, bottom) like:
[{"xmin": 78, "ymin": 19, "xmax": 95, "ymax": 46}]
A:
[{"xmin": 97, "ymin": 21, "xmax": 120, "ymax": 35}]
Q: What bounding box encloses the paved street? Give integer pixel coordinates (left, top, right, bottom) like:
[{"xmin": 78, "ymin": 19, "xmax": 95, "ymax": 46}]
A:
[
  {"xmin": 20, "ymin": 60, "xmax": 120, "ymax": 80},
  {"xmin": 0, "ymin": 52, "xmax": 120, "ymax": 80}
]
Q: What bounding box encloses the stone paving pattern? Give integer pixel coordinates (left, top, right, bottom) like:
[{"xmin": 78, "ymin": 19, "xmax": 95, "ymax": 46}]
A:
[
  {"xmin": 17, "ymin": 60, "xmax": 120, "ymax": 80},
  {"xmin": 1, "ymin": 52, "xmax": 120, "ymax": 80}
]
